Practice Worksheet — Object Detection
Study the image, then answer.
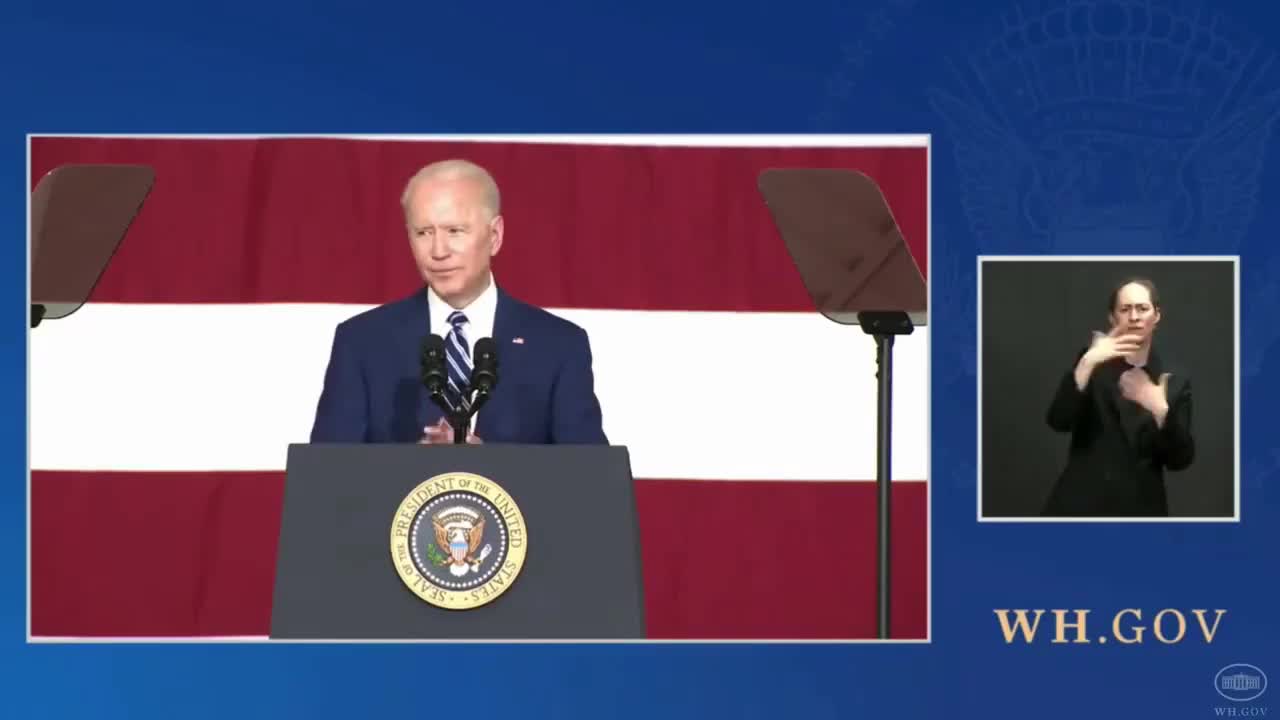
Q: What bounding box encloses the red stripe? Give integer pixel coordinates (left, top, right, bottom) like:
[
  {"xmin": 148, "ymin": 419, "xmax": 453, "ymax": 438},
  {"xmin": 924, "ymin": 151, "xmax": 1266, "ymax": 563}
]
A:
[
  {"xmin": 30, "ymin": 138, "xmax": 927, "ymax": 310},
  {"xmin": 31, "ymin": 471, "xmax": 285, "ymax": 637},
  {"xmin": 636, "ymin": 479, "xmax": 927, "ymax": 640},
  {"xmin": 32, "ymin": 471, "xmax": 926, "ymax": 639}
]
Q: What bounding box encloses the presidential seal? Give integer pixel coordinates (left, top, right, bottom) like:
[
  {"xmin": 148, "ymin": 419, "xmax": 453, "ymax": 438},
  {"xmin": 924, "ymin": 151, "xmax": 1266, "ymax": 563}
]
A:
[{"xmin": 389, "ymin": 472, "xmax": 527, "ymax": 610}]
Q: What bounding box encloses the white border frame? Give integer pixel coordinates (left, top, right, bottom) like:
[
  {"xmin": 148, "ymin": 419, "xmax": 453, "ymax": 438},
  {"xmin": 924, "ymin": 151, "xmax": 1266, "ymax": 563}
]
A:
[
  {"xmin": 975, "ymin": 255, "xmax": 1242, "ymax": 523},
  {"xmin": 27, "ymin": 132, "xmax": 933, "ymax": 644}
]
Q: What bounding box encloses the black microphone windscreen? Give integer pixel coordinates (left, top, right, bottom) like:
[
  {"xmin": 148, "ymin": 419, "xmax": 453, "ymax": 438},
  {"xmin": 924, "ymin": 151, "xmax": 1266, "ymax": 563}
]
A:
[
  {"xmin": 474, "ymin": 337, "xmax": 498, "ymax": 366},
  {"xmin": 421, "ymin": 334, "xmax": 447, "ymax": 392},
  {"xmin": 472, "ymin": 337, "xmax": 499, "ymax": 392},
  {"xmin": 423, "ymin": 334, "xmax": 446, "ymax": 358}
]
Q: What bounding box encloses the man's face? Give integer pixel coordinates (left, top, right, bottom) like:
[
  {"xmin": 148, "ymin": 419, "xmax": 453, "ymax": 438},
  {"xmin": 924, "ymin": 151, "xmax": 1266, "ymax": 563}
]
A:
[
  {"xmin": 1109, "ymin": 282, "xmax": 1161, "ymax": 342},
  {"xmin": 404, "ymin": 176, "xmax": 503, "ymax": 305}
]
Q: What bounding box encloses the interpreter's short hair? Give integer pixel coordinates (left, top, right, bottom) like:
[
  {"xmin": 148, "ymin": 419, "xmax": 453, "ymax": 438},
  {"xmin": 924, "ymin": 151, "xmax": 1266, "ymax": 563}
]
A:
[{"xmin": 1108, "ymin": 276, "xmax": 1160, "ymax": 313}]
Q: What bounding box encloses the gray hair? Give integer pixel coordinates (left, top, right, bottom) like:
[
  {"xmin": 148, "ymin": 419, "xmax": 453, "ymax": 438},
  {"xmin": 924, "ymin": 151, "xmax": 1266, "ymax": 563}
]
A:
[{"xmin": 400, "ymin": 159, "xmax": 501, "ymax": 218}]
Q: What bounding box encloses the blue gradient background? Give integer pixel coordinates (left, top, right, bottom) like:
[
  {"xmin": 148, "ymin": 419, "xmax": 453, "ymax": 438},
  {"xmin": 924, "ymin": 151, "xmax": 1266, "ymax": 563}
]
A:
[{"xmin": 6, "ymin": 0, "xmax": 1279, "ymax": 716}]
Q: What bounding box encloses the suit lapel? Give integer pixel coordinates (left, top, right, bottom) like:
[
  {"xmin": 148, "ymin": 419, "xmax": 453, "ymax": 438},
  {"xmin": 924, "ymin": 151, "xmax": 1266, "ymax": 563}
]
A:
[
  {"xmin": 475, "ymin": 288, "xmax": 518, "ymax": 439},
  {"xmin": 1114, "ymin": 385, "xmax": 1146, "ymax": 451},
  {"xmin": 1110, "ymin": 350, "xmax": 1164, "ymax": 452},
  {"xmin": 403, "ymin": 287, "xmax": 446, "ymax": 435},
  {"xmin": 1096, "ymin": 361, "xmax": 1132, "ymax": 447}
]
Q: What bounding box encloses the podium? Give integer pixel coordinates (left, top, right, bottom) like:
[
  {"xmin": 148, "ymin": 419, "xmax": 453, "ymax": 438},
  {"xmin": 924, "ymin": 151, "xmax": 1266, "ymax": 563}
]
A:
[{"xmin": 270, "ymin": 443, "xmax": 647, "ymax": 639}]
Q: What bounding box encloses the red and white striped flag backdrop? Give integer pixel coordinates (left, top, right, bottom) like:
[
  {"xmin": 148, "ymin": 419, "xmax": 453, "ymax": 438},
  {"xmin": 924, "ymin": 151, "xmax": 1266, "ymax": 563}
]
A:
[{"xmin": 30, "ymin": 135, "xmax": 929, "ymax": 639}]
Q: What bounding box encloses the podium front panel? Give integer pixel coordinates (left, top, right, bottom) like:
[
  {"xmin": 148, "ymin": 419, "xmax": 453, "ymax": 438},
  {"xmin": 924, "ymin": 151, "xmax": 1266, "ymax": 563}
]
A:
[{"xmin": 270, "ymin": 443, "xmax": 645, "ymax": 639}]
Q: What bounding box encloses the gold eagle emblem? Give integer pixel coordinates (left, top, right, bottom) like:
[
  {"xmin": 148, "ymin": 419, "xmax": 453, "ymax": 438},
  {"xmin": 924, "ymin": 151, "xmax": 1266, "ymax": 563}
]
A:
[{"xmin": 432, "ymin": 506, "xmax": 491, "ymax": 576}]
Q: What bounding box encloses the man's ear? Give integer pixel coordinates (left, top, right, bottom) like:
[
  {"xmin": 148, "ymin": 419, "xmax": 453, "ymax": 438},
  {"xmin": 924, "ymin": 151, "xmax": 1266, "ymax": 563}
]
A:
[{"xmin": 489, "ymin": 215, "xmax": 505, "ymax": 257}]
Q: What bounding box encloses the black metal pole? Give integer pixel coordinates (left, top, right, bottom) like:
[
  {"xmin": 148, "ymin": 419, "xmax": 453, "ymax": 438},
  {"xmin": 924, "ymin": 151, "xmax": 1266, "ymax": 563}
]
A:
[
  {"xmin": 876, "ymin": 333, "xmax": 893, "ymax": 639},
  {"xmin": 451, "ymin": 411, "xmax": 471, "ymax": 444}
]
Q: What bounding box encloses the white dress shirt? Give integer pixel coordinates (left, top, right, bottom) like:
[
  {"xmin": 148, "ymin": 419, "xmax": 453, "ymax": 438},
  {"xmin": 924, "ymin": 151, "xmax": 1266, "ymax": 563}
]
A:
[{"xmin": 426, "ymin": 274, "xmax": 498, "ymax": 429}]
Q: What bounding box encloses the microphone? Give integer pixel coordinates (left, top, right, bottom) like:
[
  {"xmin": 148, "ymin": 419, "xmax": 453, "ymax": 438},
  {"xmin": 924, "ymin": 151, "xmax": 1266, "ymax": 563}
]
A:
[
  {"xmin": 472, "ymin": 337, "xmax": 499, "ymax": 394},
  {"xmin": 421, "ymin": 334, "xmax": 447, "ymax": 394}
]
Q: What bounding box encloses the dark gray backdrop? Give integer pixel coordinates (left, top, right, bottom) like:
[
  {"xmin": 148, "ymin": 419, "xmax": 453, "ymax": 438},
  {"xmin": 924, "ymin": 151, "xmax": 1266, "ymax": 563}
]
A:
[{"xmin": 980, "ymin": 260, "xmax": 1235, "ymax": 518}]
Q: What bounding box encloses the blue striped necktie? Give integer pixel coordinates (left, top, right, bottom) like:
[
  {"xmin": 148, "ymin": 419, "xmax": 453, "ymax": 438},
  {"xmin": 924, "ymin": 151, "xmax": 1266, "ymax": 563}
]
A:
[{"xmin": 444, "ymin": 310, "xmax": 472, "ymax": 412}]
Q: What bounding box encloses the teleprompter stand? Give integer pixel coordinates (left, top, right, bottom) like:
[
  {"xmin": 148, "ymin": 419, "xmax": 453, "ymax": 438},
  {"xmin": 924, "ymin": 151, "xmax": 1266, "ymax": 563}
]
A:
[
  {"xmin": 757, "ymin": 168, "xmax": 927, "ymax": 639},
  {"xmin": 30, "ymin": 164, "xmax": 155, "ymax": 328}
]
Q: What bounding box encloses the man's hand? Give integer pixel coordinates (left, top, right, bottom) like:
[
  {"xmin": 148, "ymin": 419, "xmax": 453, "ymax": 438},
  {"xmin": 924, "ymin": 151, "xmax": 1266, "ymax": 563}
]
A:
[
  {"xmin": 419, "ymin": 416, "xmax": 483, "ymax": 444},
  {"xmin": 1119, "ymin": 369, "xmax": 1171, "ymax": 426}
]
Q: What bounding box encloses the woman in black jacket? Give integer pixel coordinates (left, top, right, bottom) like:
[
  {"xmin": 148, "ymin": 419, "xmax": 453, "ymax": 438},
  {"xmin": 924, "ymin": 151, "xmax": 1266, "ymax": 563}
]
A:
[{"xmin": 1043, "ymin": 278, "xmax": 1194, "ymax": 517}]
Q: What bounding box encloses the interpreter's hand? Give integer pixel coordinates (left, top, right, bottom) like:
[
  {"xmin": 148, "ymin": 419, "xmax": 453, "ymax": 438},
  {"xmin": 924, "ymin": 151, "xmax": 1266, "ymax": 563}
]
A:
[
  {"xmin": 419, "ymin": 416, "xmax": 483, "ymax": 444},
  {"xmin": 1084, "ymin": 325, "xmax": 1144, "ymax": 365},
  {"xmin": 1119, "ymin": 368, "xmax": 1171, "ymax": 418},
  {"xmin": 1118, "ymin": 368, "xmax": 1170, "ymax": 410}
]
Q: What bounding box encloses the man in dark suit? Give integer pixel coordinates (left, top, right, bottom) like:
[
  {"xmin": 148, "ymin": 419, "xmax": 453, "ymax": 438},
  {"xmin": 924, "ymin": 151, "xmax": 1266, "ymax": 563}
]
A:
[
  {"xmin": 1043, "ymin": 278, "xmax": 1194, "ymax": 517},
  {"xmin": 310, "ymin": 159, "xmax": 608, "ymax": 445}
]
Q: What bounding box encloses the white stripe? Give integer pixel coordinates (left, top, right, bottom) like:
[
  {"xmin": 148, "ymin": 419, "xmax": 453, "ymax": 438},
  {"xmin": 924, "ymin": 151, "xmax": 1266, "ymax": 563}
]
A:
[
  {"xmin": 30, "ymin": 133, "xmax": 930, "ymax": 148},
  {"xmin": 445, "ymin": 351, "xmax": 469, "ymax": 383},
  {"xmin": 448, "ymin": 333, "xmax": 471, "ymax": 367},
  {"xmin": 30, "ymin": 304, "xmax": 929, "ymax": 480},
  {"xmin": 444, "ymin": 379, "xmax": 468, "ymax": 412}
]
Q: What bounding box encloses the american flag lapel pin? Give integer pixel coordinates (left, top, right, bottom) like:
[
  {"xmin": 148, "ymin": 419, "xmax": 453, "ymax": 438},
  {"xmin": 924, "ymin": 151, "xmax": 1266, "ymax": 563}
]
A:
[{"xmin": 512, "ymin": 337, "xmax": 525, "ymax": 344}]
